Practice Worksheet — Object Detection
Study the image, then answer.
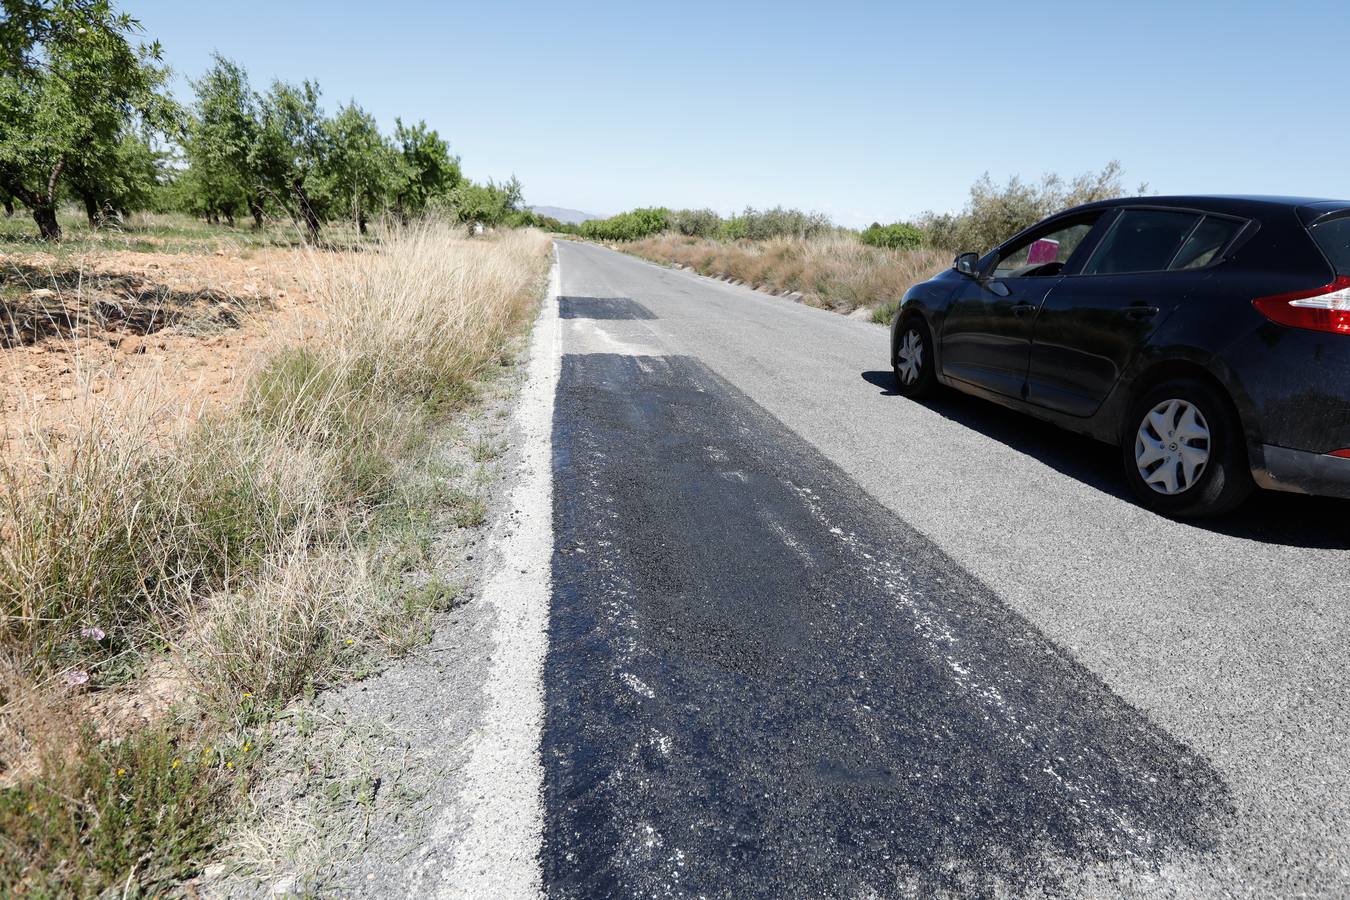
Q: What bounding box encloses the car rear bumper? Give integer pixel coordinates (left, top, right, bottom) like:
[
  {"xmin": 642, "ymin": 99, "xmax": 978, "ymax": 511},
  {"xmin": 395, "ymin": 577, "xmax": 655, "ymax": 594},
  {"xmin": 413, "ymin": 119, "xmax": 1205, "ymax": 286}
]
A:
[{"xmin": 1251, "ymin": 444, "xmax": 1350, "ymax": 499}]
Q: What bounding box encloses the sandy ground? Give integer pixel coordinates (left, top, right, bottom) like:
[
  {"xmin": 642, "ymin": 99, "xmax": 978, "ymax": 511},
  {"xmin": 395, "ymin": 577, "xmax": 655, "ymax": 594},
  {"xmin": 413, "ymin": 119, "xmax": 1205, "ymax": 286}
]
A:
[{"xmin": 1, "ymin": 246, "xmax": 321, "ymax": 456}]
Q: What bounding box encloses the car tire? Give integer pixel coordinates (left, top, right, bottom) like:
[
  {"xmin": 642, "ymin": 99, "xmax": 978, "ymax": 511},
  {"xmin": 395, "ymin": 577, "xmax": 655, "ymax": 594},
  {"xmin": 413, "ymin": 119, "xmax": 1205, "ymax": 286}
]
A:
[
  {"xmin": 1121, "ymin": 378, "xmax": 1254, "ymax": 518},
  {"xmin": 893, "ymin": 316, "xmax": 937, "ymax": 399}
]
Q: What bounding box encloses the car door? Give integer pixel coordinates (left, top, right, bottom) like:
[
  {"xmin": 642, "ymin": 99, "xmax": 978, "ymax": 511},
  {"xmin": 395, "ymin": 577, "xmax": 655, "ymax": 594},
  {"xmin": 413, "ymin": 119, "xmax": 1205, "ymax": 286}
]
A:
[
  {"xmin": 1026, "ymin": 208, "xmax": 1248, "ymax": 417},
  {"xmin": 940, "ymin": 213, "xmax": 1104, "ymax": 399}
]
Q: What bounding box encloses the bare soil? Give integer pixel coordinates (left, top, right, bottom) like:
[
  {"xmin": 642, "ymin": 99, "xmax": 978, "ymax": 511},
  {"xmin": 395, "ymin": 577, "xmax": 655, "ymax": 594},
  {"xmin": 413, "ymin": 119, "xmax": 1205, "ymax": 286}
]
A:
[{"xmin": 1, "ymin": 247, "xmax": 320, "ymax": 454}]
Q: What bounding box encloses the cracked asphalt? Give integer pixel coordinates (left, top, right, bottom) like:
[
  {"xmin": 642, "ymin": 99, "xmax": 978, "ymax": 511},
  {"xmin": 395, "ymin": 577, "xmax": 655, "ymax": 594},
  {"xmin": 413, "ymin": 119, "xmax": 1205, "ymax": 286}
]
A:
[{"xmin": 541, "ymin": 240, "xmax": 1350, "ymax": 898}]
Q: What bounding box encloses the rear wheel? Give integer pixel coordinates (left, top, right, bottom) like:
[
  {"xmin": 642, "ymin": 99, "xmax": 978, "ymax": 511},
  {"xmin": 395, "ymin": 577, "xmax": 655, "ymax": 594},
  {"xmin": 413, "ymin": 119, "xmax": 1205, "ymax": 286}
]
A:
[
  {"xmin": 893, "ymin": 317, "xmax": 937, "ymax": 399},
  {"xmin": 1121, "ymin": 378, "xmax": 1253, "ymax": 517}
]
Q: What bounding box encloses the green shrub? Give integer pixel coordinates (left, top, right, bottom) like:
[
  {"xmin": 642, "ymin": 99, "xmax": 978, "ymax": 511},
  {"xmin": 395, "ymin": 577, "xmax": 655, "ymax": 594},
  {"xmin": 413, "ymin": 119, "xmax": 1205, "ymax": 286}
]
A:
[
  {"xmin": 579, "ymin": 207, "xmax": 670, "ymax": 241},
  {"xmin": 0, "ymin": 727, "xmax": 235, "ymax": 896},
  {"xmin": 720, "ymin": 206, "xmax": 832, "ymax": 241},
  {"xmin": 860, "ymin": 222, "xmax": 924, "ymax": 250},
  {"xmin": 670, "ymin": 208, "xmax": 722, "ymax": 237},
  {"xmin": 871, "ymin": 297, "xmax": 900, "ymax": 325},
  {"xmin": 915, "ymin": 161, "xmax": 1135, "ymax": 253}
]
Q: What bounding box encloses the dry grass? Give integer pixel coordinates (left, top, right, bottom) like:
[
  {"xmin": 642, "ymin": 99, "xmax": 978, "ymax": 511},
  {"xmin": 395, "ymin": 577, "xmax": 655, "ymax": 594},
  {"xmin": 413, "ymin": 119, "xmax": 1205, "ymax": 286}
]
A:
[
  {"xmin": 0, "ymin": 222, "xmax": 551, "ymax": 894},
  {"xmin": 624, "ymin": 232, "xmax": 948, "ymax": 321}
]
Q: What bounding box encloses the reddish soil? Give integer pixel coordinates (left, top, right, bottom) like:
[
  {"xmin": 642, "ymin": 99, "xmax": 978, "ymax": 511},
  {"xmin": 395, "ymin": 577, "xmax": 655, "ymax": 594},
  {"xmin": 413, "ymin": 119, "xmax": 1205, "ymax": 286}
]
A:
[{"xmin": 1, "ymin": 247, "xmax": 321, "ymax": 454}]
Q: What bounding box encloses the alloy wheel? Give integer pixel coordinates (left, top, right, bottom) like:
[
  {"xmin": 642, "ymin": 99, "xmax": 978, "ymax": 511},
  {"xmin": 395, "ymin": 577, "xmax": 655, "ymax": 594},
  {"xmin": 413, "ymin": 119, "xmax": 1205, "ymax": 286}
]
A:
[
  {"xmin": 1134, "ymin": 398, "xmax": 1211, "ymax": 495},
  {"xmin": 896, "ymin": 328, "xmax": 924, "ymax": 386}
]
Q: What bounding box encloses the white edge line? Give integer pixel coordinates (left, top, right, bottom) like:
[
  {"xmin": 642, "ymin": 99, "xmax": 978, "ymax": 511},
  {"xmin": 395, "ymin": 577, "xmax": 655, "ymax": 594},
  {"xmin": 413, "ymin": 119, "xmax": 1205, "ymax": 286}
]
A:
[{"xmin": 437, "ymin": 244, "xmax": 560, "ymax": 898}]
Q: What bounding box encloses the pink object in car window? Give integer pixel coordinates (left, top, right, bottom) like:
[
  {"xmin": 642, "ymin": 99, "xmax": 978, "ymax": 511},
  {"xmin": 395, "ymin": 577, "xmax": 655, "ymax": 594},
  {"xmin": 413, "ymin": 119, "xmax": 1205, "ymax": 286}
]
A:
[{"xmin": 1027, "ymin": 238, "xmax": 1060, "ymax": 265}]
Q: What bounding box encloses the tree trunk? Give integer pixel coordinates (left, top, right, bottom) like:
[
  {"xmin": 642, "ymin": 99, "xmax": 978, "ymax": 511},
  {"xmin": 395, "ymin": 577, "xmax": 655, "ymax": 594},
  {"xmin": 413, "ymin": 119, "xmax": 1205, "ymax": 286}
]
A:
[
  {"xmin": 248, "ymin": 196, "xmax": 265, "ymax": 229},
  {"xmin": 358, "ymin": 209, "xmax": 368, "ymax": 235},
  {"xmin": 3, "ymin": 198, "xmax": 12, "ymax": 217},
  {"xmin": 33, "ymin": 205, "xmax": 60, "ymax": 242},
  {"xmin": 293, "ymin": 183, "xmax": 321, "ymax": 242},
  {"xmin": 225, "ymin": 210, "xmax": 235, "ymax": 227},
  {"xmin": 82, "ymin": 194, "xmax": 101, "ymax": 228}
]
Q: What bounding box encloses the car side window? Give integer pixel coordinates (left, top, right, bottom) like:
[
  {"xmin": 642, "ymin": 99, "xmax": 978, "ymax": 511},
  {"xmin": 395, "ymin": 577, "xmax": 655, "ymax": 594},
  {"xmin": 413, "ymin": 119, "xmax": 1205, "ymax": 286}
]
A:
[
  {"xmin": 1081, "ymin": 210, "xmax": 1201, "ymax": 275},
  {"xmin": 1169, "ymin": 216, "xmax": 1244, "ymax": 270},
  {"xmin": 991, "ymin": 217, "xmax": 1099, "ymax": 279}
]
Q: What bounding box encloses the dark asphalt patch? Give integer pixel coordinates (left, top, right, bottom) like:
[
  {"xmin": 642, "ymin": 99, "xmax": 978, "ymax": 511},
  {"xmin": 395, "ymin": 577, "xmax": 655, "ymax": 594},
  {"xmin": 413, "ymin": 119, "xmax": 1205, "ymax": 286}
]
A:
[
  {"xmin": 543, "ymin": 353, "xmax": 1232, "ymax": 898},
  {"xmin": 558, "ymin": 296, "xmax": 656, "ymax": 320}
]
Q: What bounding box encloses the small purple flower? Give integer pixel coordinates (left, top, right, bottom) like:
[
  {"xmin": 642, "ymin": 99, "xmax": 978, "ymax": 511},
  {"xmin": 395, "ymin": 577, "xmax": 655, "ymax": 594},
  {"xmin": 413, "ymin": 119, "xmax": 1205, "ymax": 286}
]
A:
[
  {"xmin": 63, "ymin": 669, "xmax": 90, "ymax": 687},
  {"xmin": 80, "ymin": 626, "xmax": 106, "ymax": 641}
]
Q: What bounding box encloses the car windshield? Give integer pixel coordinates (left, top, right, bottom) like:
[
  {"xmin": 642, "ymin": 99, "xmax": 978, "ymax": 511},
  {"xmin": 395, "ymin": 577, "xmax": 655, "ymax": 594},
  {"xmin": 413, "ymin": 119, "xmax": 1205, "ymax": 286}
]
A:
[{"xmin": 1309, "ymin": 215, "xmax": 1350, "ymax": 274}]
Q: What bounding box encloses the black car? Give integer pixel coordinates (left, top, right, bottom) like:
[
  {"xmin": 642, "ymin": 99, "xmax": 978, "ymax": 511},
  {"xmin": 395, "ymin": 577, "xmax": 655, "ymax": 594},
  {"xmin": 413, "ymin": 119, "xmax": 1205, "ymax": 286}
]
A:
[{"xmin": 890, "ymin": 195, "xmax": 1350, "ymax": 517}]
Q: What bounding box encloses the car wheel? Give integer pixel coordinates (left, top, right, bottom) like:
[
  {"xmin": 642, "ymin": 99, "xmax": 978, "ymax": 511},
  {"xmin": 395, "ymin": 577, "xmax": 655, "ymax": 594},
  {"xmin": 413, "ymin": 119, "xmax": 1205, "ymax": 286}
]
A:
[
  {"xmin": 893, "ymin": 317, "xmax": 937, "ymax": 399},
  {"xmin": 1121, "ymin": 378, "xmax": 1253, "ymax": 517}
]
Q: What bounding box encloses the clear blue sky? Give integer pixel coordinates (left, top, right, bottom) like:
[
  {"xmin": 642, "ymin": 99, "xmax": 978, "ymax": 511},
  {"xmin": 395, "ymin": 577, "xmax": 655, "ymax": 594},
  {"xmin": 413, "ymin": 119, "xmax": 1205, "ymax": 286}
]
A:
[{"xmin": 123, "ymin": 0, "xmax": 1350, "ymax": 227}]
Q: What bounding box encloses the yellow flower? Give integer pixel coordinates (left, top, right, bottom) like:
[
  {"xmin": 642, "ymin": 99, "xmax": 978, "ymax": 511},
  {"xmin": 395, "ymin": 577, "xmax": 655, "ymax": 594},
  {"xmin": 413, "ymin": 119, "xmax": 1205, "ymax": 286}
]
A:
[
  {"xmin": 26, "ymin": 803, "xmax": 34, "ymax": 814},
  {"xmin": 345, "ymin": 638, "xmax": 354, "ymax": 645},
  {"xmin": 116, "ymin": 768, "xmax": 126, "ymax": 777},
  {"xmin": 243, "ymin": 743, "xmax": 252, "ymax": 753},
  {"xmin": 226, "ymin": 761, "xmax": 235, "ymax": 769},
  {"xmin": 171, "ymin": 758, "xmax": 182, "ymax": 769},
  {"xmin": 242, "ymin": 692, "xmax": 253, "ymax": 699}
]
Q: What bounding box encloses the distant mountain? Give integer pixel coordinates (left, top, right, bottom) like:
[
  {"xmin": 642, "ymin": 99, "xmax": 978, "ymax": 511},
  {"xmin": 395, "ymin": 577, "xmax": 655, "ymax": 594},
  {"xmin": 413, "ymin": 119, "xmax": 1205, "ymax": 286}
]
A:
[{"xmin": 530, "ymin": 205, "xmax": 600, "ymax": 225}]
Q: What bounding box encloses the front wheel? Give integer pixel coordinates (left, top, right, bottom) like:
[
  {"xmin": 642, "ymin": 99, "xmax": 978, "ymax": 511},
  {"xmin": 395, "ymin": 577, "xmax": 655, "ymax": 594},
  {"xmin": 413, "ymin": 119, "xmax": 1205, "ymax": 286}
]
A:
[
  {"xmin": 1121, "ymin": 378, "xmax": 1253, "ymax": 517},
  {"xmin": 893, "ymin": 317, "xmax": 937, "ymax": 399}
]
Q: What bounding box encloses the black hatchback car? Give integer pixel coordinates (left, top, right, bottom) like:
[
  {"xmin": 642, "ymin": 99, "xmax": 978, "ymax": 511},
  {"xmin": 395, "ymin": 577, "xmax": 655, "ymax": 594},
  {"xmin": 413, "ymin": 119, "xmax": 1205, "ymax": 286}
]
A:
[{"xmin": 890, "ymin": 195, "xmax": 1350, "ymax": 517}]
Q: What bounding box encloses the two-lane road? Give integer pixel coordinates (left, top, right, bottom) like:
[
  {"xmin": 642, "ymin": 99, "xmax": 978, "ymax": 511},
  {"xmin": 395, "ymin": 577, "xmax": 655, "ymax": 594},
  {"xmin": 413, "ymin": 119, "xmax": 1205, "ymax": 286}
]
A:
[{"xmin": 540, "ymin": 239, "xmax": 1350, "ymax": 897}]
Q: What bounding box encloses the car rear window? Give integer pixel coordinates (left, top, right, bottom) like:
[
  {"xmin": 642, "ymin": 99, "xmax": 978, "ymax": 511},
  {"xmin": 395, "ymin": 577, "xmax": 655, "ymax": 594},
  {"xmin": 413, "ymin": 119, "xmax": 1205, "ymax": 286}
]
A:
[
  {"xmin": 1169, "ymin": 216, "xmax": 1244, "ymax": 270},
  {"xmin": 1081, "ymin": 210, "xmax": 1201, "ymax": 275},
  {"xmin": 1309, "ymin": 215, "xmax": 1350, "ymax": 274}
]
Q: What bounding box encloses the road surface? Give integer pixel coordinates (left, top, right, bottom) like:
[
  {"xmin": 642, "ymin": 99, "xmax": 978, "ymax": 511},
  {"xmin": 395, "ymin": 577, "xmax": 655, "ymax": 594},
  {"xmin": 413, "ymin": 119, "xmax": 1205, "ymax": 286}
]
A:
[{"xmin": 537, "ymin": 240, "xmax": 1350, "ymax": 898}]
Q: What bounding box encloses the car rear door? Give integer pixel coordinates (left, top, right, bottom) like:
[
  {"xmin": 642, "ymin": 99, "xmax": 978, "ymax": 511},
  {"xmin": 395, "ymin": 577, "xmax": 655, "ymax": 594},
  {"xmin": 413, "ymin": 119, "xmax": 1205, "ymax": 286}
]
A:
[
  {"xmin": 1026, "ymin": 208, "xmax": 1248, "ymax": 417},
  {"xmin": 939, "ymin": 213, "xmax": 1104, "ymax": 399}
]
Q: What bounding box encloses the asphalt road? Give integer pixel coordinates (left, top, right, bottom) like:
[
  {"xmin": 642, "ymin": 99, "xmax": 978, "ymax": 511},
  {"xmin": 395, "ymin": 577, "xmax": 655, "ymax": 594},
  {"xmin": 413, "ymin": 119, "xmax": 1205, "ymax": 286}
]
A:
[{"xmin": 542, "ymin": 240, "xmax": 1350, "ymax": 898}]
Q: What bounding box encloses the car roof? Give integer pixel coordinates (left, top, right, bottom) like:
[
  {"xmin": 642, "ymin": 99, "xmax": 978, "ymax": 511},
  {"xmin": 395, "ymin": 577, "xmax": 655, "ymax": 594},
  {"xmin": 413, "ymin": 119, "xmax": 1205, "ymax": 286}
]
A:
[{"xmin": 1068, "ymin": 194, "xmax": 1350, "ymax": 222}]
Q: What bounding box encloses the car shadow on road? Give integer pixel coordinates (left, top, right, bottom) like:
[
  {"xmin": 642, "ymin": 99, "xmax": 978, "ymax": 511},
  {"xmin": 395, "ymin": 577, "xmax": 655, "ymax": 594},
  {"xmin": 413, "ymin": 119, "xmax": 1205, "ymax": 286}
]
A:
[{"xmin": 860, "ymin": 371, "xmax": 1350, "ymax": 549}]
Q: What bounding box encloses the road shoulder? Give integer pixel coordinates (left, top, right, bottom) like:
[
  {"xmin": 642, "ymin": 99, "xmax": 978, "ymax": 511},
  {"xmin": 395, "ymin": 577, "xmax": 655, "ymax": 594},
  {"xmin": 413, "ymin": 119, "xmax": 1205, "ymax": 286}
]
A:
[{"xmin": 204, "ymin": 251, "xmax": 560, "ymax": 898}]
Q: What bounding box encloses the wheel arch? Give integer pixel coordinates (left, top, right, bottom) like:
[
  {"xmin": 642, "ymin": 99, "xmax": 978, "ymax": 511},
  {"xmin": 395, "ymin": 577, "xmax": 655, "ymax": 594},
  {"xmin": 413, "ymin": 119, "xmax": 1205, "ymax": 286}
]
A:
[{"xmin": 1120, "ymin": 359, "xmax": 1249, "ymax": 447}]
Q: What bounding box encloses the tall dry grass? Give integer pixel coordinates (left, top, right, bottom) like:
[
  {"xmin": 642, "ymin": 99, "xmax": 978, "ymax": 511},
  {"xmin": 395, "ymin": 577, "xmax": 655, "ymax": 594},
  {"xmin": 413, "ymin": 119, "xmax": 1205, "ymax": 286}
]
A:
[
  {"xmin": 0, "ymin": 222, "xmax": 551, "ymax": 894},
  {"xmin": 624, "ymin": 232, "xmax": 948, "ymax": 321}
]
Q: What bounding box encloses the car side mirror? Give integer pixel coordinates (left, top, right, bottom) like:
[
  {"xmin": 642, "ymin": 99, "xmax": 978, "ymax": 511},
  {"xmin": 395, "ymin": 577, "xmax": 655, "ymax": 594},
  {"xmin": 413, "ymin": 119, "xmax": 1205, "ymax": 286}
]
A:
[{"xmin": 954, "ymin": 252, "xmax": 980, "ymax": 278}]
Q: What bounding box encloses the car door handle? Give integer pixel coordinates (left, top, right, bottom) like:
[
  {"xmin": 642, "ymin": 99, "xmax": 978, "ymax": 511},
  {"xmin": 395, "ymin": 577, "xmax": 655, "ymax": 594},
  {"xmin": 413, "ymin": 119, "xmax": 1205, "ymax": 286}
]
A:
[
  {"xmin": 1126, "ymin": 304, "xmax": 1160, "ymax": 319},
  {"xmin": 1012, "ymin": 301, "xmax": 1037, "ymax": 316}
]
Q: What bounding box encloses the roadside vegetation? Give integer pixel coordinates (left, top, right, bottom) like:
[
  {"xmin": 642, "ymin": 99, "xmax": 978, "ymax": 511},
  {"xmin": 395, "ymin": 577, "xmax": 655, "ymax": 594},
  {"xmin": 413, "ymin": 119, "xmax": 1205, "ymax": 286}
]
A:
[
  {"xmin": 573, "ymin": 162, "xmax": 1136, "ymax": 322},
  {"xmin": 0, "ymin": 220, "xmax": 550, "ymax": 894},
  {"xmin": 626, "ymin": 232, "xmax": 948, "ymax": 321},
  {"xmin": 1, "ymin": 2, "xmax": 555, "ymax": 894}
]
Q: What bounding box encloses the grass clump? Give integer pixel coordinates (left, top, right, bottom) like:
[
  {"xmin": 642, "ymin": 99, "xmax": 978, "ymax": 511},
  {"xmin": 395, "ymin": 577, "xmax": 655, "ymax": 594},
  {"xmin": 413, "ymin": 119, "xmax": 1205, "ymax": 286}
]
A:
[{"xmin": 0, "ymin": 727, "xmax": 236, "ymax": 896}]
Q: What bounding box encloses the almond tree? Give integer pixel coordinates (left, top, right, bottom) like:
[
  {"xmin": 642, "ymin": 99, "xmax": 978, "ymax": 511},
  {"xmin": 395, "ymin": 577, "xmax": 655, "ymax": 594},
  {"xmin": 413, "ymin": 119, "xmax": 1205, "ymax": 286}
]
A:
[
  {"xmin": 390, "ymin": 118, "xmax": 461, "ymax": 221},
  {"xmin": 0, "ymin": 0, "xmax": 174, "ymax": 240},
  {"xmin": 184, "ymin": 53, "xmax": 261, "ymax": 227},
  {"xmin": 320, "ymin": 100, "xmax": 392, "ymax": 234},
  {"xmin": 251, "ymin": 80, "xmax": 328, "ymax": 241}
]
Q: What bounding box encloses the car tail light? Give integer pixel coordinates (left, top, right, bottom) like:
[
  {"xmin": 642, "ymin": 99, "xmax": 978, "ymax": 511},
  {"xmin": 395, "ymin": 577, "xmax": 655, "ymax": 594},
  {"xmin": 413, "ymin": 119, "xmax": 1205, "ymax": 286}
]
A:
[
  {"xmin": 1253, "ymin": 276, "xmax": 1350, "ymax": 334},
  {"xmin": 1330, "ymin": 449, "xmax": 1350, "ymax": 459}
]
